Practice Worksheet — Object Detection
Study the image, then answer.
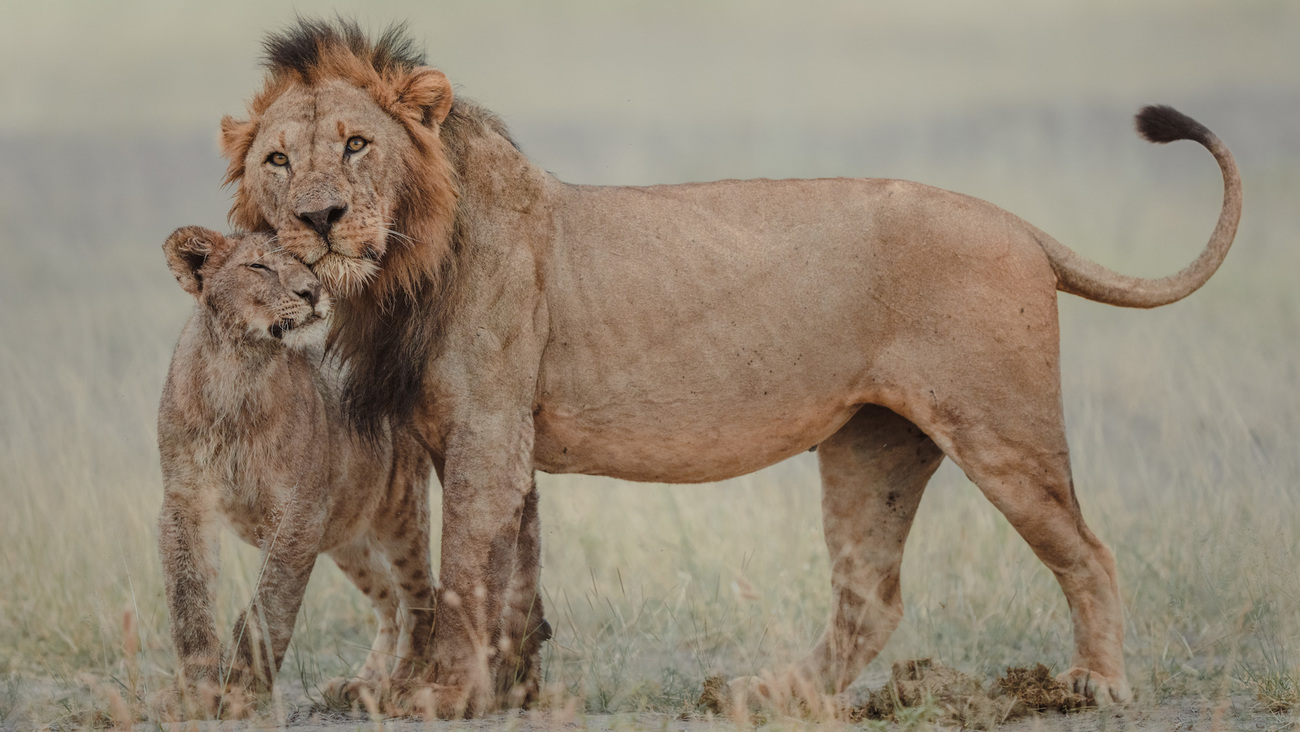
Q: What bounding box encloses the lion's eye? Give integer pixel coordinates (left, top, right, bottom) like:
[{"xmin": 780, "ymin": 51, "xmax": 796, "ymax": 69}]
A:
[
  {"xmin": 266, "ymin": 152, "xmax": 289, "ymax": 167},
  {"xmin": 346, "ymin": 136, "xmax": 368, "ymax": 154},
  {"xmin": 248, "ymin": 262, "xmax": 271, "ymax": 272}
]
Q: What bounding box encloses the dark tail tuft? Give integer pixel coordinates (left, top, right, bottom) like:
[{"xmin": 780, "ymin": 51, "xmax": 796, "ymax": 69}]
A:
[{"xmin": 1135, "ymin": 105, "xmax": 1212, "ymax": 145}]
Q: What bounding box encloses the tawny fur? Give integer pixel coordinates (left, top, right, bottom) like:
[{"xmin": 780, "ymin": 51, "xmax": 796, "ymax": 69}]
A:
[
  {"xmin": 157, "ymin": 227, "xmax": 438, "ymax": 717},
  {"xmin": 221, "ymin": 19, "xmax": 1242, "ymax": 717}
]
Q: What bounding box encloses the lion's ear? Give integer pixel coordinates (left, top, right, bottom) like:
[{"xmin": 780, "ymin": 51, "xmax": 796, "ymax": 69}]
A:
[
  {"xmin": 396, "ymin": 67, "xmax": 453, "ymax": 127},
  {"xmin": 164, "ymin": 226, "xmax": 229, "ymax": 297},
  {"xmin": 219, "ymin": 115, "xmax": 256, "ymax": 179}
]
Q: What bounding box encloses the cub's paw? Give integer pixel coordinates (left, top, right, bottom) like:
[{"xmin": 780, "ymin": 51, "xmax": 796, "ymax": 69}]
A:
[
  {"xmin": 1057, "ymin": 667, "xmax": 1133, "ymax": 706},
  {"xmin": 321, "ymin": 676, "xmax": 385, "ymax": 709},
  {"xmin": 721, "ymin": 675, "xmax": 769, "ymax": 713},
  {"xmin": 392, "ymin": 682, "xmax": 478, "ymax": 719}
]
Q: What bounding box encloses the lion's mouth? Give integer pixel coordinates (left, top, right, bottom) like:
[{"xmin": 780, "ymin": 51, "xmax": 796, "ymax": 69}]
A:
[{"xmin": 321, "ymin": 241, "xmax": 378, "ymax": 261}]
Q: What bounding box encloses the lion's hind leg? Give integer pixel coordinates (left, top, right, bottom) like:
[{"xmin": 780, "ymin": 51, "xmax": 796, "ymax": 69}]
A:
[
  {"xmin": 728, "ymin": 405, "xmax": 943, "ymax": 713},
  {"xmin": 322, "ymin": 538, "xmax": 403, "ymax": 706},
  {"xmin": 917, "ymin": 366, "xmax": 1131, "ymax": 705}
]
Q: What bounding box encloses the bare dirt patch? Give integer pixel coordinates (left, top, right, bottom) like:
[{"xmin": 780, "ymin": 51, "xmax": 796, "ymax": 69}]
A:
[
  {"xmin": 698, "ymin": 659, "xmax": 1093, "ymax": 729},
  {"xmin": 856, "ymin": 659, "xmax": 1086, "ymax": 728}
]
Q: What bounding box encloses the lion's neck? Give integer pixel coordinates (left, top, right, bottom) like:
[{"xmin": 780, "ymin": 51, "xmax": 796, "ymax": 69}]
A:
[
  {"xmin": 331, "ymin": 114, "xmax": 555, "ymax": 438},
  {"xmin": 447, "ymin": 124, "xmax": 549, "ymax": 210}
]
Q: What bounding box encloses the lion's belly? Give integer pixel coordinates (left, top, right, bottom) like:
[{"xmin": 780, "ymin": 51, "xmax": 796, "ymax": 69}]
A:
[
  {"xmin": 534, "ymin": 180, "xmax": 898, "ymax": 481},
  {"xmin": 532, "ymin": 391, "xmax": 862, "ymax": 482}
]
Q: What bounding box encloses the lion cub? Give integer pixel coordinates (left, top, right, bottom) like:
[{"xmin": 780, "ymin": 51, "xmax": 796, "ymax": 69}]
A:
[{"xmin": 157, "ymin": 227, "xmax": 435, "ymax": 714}]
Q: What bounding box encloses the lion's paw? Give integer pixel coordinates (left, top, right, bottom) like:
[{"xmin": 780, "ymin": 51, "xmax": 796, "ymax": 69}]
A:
[
  {"xmin": 1056, "ymin": 667, "xmax": 1132, "ymax": 706},
  {"xmin": 720, "ymin": 673, "xmax": 845, "ymax": 720}
]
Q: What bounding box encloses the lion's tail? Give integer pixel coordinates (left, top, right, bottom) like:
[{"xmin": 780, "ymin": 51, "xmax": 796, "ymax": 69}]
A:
[{"xmin": 1037, "ymin": 105, "xmax": 1242, "ymax": 309}]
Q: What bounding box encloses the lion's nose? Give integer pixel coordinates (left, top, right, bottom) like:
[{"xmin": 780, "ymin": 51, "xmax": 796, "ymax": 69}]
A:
[
  {"xmin": 298, "ymin": 205, "xmax": 347, "ymax": 238},
  {"xmin": 295, "ymin": 282, "xmax": 321, "ymax": 307}
]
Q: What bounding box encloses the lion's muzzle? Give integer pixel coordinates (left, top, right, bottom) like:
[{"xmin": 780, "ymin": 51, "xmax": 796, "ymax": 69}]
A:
[{"xmin": 298, "ymin": 204, "xmax": 348, "ymax": 239}]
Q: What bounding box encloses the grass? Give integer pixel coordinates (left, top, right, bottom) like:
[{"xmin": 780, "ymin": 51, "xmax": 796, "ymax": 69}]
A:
[{"xmin": 2, "ymin": 60, "xmax": 1300, "ymax": 732}]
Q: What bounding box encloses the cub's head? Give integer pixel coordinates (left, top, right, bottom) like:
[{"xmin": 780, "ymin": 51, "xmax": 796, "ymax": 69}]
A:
[
  {"xmin": 164, "ymin": 226, "xmax": 331, "ymax": 349},
  {"xmin": 220, "ymin": 18, "xmax": 457, "ymax": 301}
]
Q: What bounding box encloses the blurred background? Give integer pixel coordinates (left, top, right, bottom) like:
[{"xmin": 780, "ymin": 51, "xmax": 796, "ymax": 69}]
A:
[{"xmin": 2, "ymin": 0, "xmax": 1299, "ymax": 725}]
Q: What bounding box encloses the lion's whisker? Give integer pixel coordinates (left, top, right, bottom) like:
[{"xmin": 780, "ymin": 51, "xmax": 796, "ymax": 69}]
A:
[{"xmin": 381, "ymin": 225, "xmax": 429, "ymax": 248}]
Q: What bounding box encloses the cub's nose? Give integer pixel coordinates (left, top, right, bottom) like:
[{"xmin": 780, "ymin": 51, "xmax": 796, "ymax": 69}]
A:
[
  {"xmin": 297, "ymin": 205, "xmax": 347, "ymax": 238},
  {"xmin": 294, "ymin": 282, "xmax": 321, "ymax": 307}
]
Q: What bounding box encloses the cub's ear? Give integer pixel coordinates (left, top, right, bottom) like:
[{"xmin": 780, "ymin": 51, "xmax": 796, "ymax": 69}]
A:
[
  {"xmin": 395, "ymin": 67, "xmax": 453, "ymax": 127},
  {"xmin": 163, "ymin": 226, "xmax": 228, "ymax": 297}
]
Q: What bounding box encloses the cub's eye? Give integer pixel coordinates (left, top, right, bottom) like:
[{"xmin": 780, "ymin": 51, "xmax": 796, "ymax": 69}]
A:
[
  {"xmin": 266, "ymin": 152, "xmax": 289, "ymax": 167},
  {"xmin": 247, "ymin": 262, "xmax": 271, "ymax": 271},
  {"xmin": 345, "ymin": 136, "xmax": 368, "ymax": 154}
]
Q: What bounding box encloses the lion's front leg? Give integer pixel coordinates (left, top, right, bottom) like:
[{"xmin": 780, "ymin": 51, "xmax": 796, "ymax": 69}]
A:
[
  {"xmin": 422, "ymin": 414, "xmax": 535, "ymax": 718},
  {"xmin": 494, "ymin": 480, "xmax": 550, "ymax": 709}
]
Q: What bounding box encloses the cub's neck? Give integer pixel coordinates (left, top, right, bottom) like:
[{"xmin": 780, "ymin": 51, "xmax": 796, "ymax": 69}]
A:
[{"xmin": 187, "ymin": 311, "xmax": 318, "ymax": 422}]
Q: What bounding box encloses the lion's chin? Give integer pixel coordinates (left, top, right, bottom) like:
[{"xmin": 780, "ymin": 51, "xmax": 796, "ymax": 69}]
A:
[{"xmin": 313, "ymin": 252, "xmax": 379, "ymax": 298}]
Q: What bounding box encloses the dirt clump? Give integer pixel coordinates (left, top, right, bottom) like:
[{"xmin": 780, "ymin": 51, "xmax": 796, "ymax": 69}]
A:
[
  {"xmin": 996, "ymin": 663, "xmax": 1087, "ymax": 713},
  {"xmin": 698, "ymin": 660, "xmax": 1088, "ymax": 727},
  {"xmin": 855, "ymin": 658, "xmax": 1015, "ymax": 729},
  {"xmin": 694, "ymin": 675, "xmax": 772, "ymax": 726},
  {"xmin": 696, "ymin": 675, "xmax": 728, "ymax": 715}
]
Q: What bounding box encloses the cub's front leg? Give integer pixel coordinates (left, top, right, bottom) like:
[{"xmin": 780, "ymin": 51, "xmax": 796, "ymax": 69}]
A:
[
  {"xmin": 157, "ymin": 487, "xmax": 223, "ymax": 717},
  {"xmin": 225, "ymin": 500, "xmax": 328, "ymax": 698}
]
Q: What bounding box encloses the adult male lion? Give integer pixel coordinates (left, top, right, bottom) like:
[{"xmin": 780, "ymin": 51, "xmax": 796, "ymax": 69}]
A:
[{"xmin": 220, "ymin": 18, "xmax": 1241, "ymax": 716}]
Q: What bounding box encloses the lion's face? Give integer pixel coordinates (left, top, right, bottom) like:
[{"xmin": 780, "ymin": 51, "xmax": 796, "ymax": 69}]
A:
[
  {"xmin": 233, "ymin": 80, "xmax": 418, "ymax": 296},
  {"xmin": 163, "ymin": 227, "xmax": 332, "ymax": 348},
  {"xmin": 222, "ymin": 49, "xmax": 457, "ymax": 303}
]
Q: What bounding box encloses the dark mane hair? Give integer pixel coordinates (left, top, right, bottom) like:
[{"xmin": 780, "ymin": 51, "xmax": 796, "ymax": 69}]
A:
[
  {"xmin": 330, "ymin": 261, "xmax": 455, "ymax": 441},
  {"xmin": 262, "ymin": 16, "xmax": 426, "ymax": 80},
  {"xmin": 336, "ymin": 98, "xmax": 519, "ymax": 440}
]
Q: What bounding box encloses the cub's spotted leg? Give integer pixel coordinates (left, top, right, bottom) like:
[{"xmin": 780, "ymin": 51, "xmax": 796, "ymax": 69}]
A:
[
  {"xmin": 494, "ymin": 481, "xmax": 551, "ymax": 708},
  {"xmin": 225, "ymin": 500, "xmax": 327, "ymax": 699},
  {"xmin": 374, "ymin": 434, "xmax": 437, "ymax": 685},
  {"xmin": 728, "ymin": 405, "xmax": 943, "ymax": 711},
  {"xmin": 322, "ymin": 538, "xmax": 403, "ymax": 705}
]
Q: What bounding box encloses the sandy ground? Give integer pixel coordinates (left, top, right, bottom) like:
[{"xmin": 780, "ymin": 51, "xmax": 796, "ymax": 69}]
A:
[
  {"xmin": 137, "ymin": 700, "xmax": 1296, "ymax": 732},
  {"xmin": 5, "ymin": 675, "xmax": 1294, "ymax": 731},
  {"xmin": 5, "ymin": 667, "xmax": 1295, "ymax": 730}
]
